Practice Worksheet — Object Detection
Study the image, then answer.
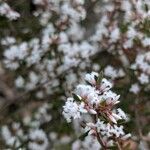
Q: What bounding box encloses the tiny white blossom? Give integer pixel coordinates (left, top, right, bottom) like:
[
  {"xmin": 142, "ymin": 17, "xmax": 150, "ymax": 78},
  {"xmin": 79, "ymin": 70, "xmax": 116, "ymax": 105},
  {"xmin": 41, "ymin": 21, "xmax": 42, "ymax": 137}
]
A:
[
  {"xmin": 138, "ymin": 73, "xmax": 149, "ymax": 84},
  {"xmin": 15, "ymin": 76, "xmax": 25, "ymax": 88},
  {"xmin": 130, "ymin": 83, "xmax": 140, "ymax": 94},
  {"xmin": 63, "ymin": 98, "xmax": 81, "ymax": 122},
  {"xmin": 28, "ymin": 129, "xmax": 48, "ymax": 150},
  {"xmin": 85, "ymin": 72, "xmax": 98, "ymax": 85}
]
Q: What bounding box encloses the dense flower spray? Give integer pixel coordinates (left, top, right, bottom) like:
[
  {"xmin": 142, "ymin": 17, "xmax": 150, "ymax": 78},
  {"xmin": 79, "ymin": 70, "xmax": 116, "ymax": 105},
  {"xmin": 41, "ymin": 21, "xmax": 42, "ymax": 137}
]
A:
[
  {"xmin": 0, "ymin": 0, "xmax": 149, "ymax": 149},
  {"xmin": 63, "ymin": 72, "xmax": 131, "ymax": 149},
  {"xmin": 0, "ymin": 2, "xmax": 20, "ymax": 20}
]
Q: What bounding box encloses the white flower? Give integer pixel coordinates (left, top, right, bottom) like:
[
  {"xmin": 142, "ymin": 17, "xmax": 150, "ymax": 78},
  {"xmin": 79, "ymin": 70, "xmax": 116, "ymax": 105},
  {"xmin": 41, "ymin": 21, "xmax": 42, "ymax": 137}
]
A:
[
  {"xmin": 15, "ymin": 76, "xmax": 25, "ymax": 88},
  {"xmin": 1, "ymin": 36, "xmax": 16, "ymax": 45},
  {"xmin": 117, "ymin": 108, "xmax": 127, "ymax": 120},
  {"xmin": 96, "ymin": 120, "xmax": 126, "ymax": 138},
  {"xmin": 127, "ymin": 27, "xmax": 137, "ymax": 39},
  {"xmin": 1, "ymin": 126, "xmax": 21, "ymax": 147},
  {"xmin": 28, "ymin": 129, "xmax": 48, "ymax": 150},
  {"xmin": 138, "ymin": 73, "xmax": 149, "ymax": 84},
  {"xmin": 100, "ymin": 78, "xmax": 112, "ymax": 92},
  {"xmin": 121, "ymin": 133, "xmax": 131, "ymax": 140},
  {"xmin": 104, "ymin": 66, "xmax": 124, "ymax": 80},
  {"xmin": 112, "ymin": 125, "xmax": 124, "ymax": 138},
  {"xmin": 0, "ymin": 2, "xmax": 20, "ymax": 20},
  {"xmin": 29, "ymin": 71, "xmax": 39, "ymax": 85},
  {"xmin": 72, "ymin": 135, "xmax": 101, "ymax": 150},
  {"xmin": 4, "ymin": 42, "xmax": 28, "ymax": 62},
  {"xmin": 63, "ymin": 98, "xmax": 81, "ymax": 122},
  {"xmin": 96, "ymin": 119, "xmax": 105, "ymax": 132},
  {"xmin": 72, "ymin": 140, "xmax": 81, "ymax": 150},
  {"xmin": 76, "ymin": 84, "xmax": 100, "ymax": 105},
  {"xmin": 104, "ymin": 65, "xmax": 117, "ymax": 79},
  {"xmin": 85, "ymin": 72, "xmax": 98, "ymax": 85},
  {"xmin": 103, "ymin": 90, "xmax": 120, "ymax": 102},
  {"xmin": 79, "ymin": 102, "xmax": 88, "ymax": 113},
  {"xmin": 142, "ymin": 37, "xmax": 150, "ymax": 47},
  {"xmin": 121, "ymin": 0, "xmax": 132, "ymax": 12},
  {"xmin": 123, "ymin": 39, "xmax": 133, "ymax": 49},
  {"xmin": 110, "ymin": 28, "xmax": 120, "ymax": 42},
  {"xmin": 76, "ymin": 84, "xmax": 95, "ymax": 99},
  {"xmin": 130, "ymin": 83, "xmax": 140, "ymax": 94}
]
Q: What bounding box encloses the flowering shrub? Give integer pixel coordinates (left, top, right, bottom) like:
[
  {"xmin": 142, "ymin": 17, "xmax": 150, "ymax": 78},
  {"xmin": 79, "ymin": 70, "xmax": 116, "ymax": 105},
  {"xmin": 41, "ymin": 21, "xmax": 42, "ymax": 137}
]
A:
[
  {"xmin": 0, "ymin": 0, "xmax": 149, "ymax": 149},
  {"xmin": 63, "ymin": 72, "xmax": 131, "ymax": 149}
]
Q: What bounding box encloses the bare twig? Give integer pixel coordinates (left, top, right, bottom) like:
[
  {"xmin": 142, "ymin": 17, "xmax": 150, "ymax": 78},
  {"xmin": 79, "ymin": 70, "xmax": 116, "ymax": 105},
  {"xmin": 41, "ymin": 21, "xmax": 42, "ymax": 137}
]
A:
[{"xmin": 116, "ymin": 140, "xmax": 123, "ymax": 150}]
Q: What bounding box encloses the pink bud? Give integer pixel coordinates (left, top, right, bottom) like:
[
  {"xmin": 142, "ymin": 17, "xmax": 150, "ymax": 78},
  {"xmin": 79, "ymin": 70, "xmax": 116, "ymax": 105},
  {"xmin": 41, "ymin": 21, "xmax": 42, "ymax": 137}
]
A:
[{"xmin": 89, "ymin": 109, "xmax": 97, "ymax": 114}]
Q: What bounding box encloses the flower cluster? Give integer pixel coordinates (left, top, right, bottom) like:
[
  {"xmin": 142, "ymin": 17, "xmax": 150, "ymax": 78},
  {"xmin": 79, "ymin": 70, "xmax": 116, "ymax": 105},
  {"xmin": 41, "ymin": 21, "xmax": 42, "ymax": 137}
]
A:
[
  {"xmin": 104, "ymin": 65, "xmax": 125, "ymax": 80},
  {"xmin": 63, "ymin": 72, "xmax": 130, "ymax": 149},
  {"xmin": 91, "ymin": 0, "xmax": 150, "ymax": 54},
  {"xmin": 1, "ymin": 103, "xmax": 52, "ymax": 149},
  {"xmin": 132, "ymin": 51, "xmax": 150, "ymax": 84},
  {"xmin": 0, "ymin": 2, "xmax": 20, "ymax": 20},
  {"xmin": 130, "ymin": 51, "xmax": 150, "ymax": 94},
  {"xmin": 72, "ymin": 135, "xmax": 101, "ymax": 150},
  {"xmin": 2, "ymin": 0, "xmax": 99, "ymax": 98},
  {"xmin": 0, "ymin": 0, "xmax": 149, "ymax": 149}
]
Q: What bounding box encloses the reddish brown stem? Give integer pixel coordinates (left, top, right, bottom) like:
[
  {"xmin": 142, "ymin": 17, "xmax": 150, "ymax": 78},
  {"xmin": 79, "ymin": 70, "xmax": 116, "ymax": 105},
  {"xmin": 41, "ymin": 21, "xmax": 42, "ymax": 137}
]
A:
[
  {"xmin": 116, "ymin": 141, "xmax": 122, "ymax": 150},
  {"xmin": 96, "ymin": 131, "xmax": 107, "ymax": 150},
  {"xmin": 93, "ymin": 115, "xmax": 107, "ymax": 150}
]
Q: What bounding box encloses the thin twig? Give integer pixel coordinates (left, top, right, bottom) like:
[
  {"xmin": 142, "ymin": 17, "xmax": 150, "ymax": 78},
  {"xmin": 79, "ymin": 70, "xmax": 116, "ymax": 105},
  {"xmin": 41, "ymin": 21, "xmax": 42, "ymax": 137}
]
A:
[
  {"xmin": 96, "ymin": 131, "xmax": 107, "ymax": 150},
  {"xmin": 116, "ymin": 141, "xmax": 122, "ymax": 150},
  {"xmin": 93, "ymin": 115, "xmax": 107, "ymax": 150},
  {"xmin": 134, "ymin": 99, "xmax": 143, "ymax": 139}
]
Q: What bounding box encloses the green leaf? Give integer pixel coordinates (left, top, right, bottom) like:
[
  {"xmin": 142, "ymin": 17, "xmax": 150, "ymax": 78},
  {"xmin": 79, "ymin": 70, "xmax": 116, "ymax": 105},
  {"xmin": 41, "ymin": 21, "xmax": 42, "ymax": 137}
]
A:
[
  {"xmin": 117, "ymin": 119, "xmax": 126, "ymax": 125},
  {"xmin": 94, "ymin": 75, "xmax": 98, "ymax": 81},
  {"xmin": 86, "ymin": 81, "xmax": 93, "ymax": 86},
  {"xmin": 79, "ymin": 130, "xmax": 90, "ymax": 140},
  {"xmin": 96, "ymin": 71, "xmax": 104, "ymax": 85},
  {"xmin": 107, "ymin": 145, "xmax": 118, "ymax": 150},
  {"xmin": 72, "ymin": 93, "xmax": 81, "ymax": 102},
  {"xmin": 100, "ymin": 99, "xmax": 106, "ymax": 106},
  {"xmin": 119, "ymin": 22, "xmax": 129, "ymax": 33}
]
